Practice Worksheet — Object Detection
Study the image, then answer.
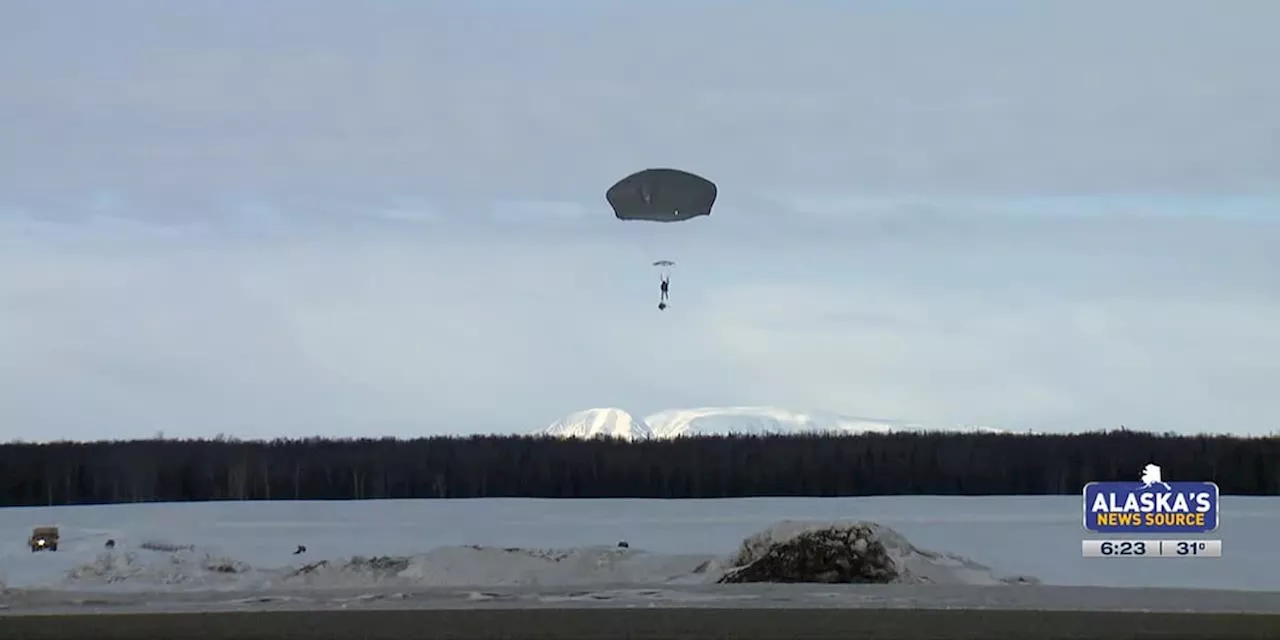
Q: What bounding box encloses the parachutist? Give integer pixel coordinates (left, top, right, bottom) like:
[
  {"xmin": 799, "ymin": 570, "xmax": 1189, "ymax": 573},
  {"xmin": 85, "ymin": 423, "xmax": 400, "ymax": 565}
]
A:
[{"xmin": 605, "ymin": 168, "xmax": 715, "ymax": 309}]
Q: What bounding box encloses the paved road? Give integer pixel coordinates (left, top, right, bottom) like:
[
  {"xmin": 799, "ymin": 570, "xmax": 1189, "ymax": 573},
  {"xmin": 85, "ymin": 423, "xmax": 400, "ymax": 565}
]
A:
[
  {"xmin": 4, "ymin": 584, "xmax": 1280, "ymax": 639},
  {"xmin": 2, "ymin": 607, "xmax": 1279, "ymax": 640}
]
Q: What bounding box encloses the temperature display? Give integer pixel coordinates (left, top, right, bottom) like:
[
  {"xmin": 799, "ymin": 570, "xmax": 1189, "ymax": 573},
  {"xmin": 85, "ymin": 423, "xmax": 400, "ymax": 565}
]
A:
[{"xmin": 1082, "ymin": 539, "xmax": 1223, "ymax": 557}]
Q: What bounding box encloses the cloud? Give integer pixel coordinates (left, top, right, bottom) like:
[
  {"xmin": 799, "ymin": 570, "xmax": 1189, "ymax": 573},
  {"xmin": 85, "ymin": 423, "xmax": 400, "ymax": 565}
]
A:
[
  {"xmin": 698, "ymin": 278, "xmax": 1280, "ymax": 433},
  {"xmin": 0, "ymin": 1, "xmax": 1277, "ymax": 439},
  {"xmin": 3, "ymin": 0, "xmax": 1278, "ymax": 208},
  {"xmin": 0, "ymin": 215, "xmax": 644, "ymax": 438},
  {"xmin": 3, "ymin": 203, "xmax": 1277, "ymax": 439}
]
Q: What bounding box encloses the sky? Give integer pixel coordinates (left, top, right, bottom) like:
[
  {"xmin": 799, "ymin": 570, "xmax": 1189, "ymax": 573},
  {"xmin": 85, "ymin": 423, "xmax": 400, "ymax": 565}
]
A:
[{"xmin": 2, "ymin": 0, "xmax": 1278, "ymax": 440}]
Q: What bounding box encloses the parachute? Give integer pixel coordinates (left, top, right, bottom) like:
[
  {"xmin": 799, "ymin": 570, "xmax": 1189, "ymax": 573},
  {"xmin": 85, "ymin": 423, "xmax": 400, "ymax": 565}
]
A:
[
  {"xmin": 606, "ymin": 168, "xmax": 717, "ymax": 222},
  {"xmin": 607, "ymin": 169, "xmax": 716, "ymax": 310}
]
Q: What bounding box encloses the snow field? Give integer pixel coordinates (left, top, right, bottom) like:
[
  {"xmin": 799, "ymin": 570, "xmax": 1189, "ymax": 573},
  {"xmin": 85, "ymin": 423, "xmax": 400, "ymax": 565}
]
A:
[
  {"xmin": 4, "ymin": 529, "xmax": 1017, "ymax": 592},
  {"xmin": 2, "ymin": 496, "xmax": 1276, "ymax": 594}
]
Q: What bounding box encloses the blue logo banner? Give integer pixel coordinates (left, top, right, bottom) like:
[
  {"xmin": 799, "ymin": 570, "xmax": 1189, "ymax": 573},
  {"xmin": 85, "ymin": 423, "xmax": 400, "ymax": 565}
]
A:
[{"xmin": 1083, "ymin": 480, "xmax": 1219, "ymax": 533}]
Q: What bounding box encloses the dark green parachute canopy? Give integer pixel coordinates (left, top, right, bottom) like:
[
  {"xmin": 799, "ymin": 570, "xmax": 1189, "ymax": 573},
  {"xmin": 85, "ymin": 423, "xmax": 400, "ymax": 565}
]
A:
[{"xmin": 606, "ymin": 168, "xmax": 717, "ymax": 222}]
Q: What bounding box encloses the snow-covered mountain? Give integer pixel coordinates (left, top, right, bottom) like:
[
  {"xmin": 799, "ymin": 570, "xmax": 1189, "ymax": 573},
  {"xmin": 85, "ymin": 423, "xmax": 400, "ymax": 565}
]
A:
[
  {"xmin": 539, "ymin": 406, "xmax": 1004, "ymax": 440},
  {"xmin": 539, "ymin": 408, "xmax": 653, "ymax": 440},
  {"xmin": 646, "ymin": 407, "xmax": 932, "ymax": 438}
]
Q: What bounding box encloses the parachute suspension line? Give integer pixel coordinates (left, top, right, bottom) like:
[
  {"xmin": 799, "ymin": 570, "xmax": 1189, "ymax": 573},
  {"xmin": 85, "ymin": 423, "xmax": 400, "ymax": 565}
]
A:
[{"xmin": 653, "ymin": 260, "xmax": 675, "ymax": 279}]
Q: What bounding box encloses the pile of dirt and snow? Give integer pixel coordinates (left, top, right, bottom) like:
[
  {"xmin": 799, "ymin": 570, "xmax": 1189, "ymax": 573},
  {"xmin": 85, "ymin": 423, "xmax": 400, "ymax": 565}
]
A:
[
  {"xmin": 718, "ymin": 522, "xmax": 896, "ymax": 584},
  {"xmin": 277, "ymin": 545, "xmax": 718, "ymax": 588},
  {"xmin": 283, "ymin": 555, "xmax": 412, "ymax": 586},
  {"xmin": 65, "ymin": 548, "xmax": 253, "ymax": 589},
  {"xmin": 50, "ymin": 522, "xmax": 1034, "ymax": 592},
  {"xmin": 717, "ymin": 521, "xmax": 1038, "ymax": 586}
]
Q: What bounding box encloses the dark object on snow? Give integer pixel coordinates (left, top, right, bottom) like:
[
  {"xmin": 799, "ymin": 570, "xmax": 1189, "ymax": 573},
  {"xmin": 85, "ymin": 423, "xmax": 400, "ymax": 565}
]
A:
[
  {"xmin": 29, "ymin": 526, "xmax": 59, "ymax": 552},
  {"xmin": 294, "ymin": 545, "xmax": 307, "ymax": 555},
  {"xmin": 104, "ymin": 539, "xmax": 116, "ymax": 549},
  {"xmin": 617, "ymin": 540, "xmax": 629, "ymax": 548},
  {"xmin": 140, "ymin": 541, "xmax": 194, "ymax": 552},
  {"xmin": 717, "ymin": 524, "xmax": 898, "ymax": 584}
]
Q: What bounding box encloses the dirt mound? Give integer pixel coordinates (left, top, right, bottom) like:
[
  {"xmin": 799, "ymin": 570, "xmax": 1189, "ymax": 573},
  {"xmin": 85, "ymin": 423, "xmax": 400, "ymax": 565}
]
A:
[
  {"xmin": 716, "ymin": 521, "xmax": 1040, "ymax": 586},
  {"xmin": 718, "ymin": 523, "xmax": 896, "ymax": 584}
]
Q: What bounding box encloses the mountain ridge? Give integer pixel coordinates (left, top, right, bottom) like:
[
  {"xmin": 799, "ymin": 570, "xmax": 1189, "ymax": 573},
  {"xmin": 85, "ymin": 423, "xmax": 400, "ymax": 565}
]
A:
[{"xmin": 539, "ymin": 406, "xmax": 1006, "ymax": 440}]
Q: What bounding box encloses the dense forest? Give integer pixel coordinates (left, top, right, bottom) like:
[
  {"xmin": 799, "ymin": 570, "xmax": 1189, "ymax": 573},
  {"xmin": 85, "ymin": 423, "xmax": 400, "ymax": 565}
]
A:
[{"xmin": 0, "ymin": 431, "xmax": 1276, "ymax": 507}]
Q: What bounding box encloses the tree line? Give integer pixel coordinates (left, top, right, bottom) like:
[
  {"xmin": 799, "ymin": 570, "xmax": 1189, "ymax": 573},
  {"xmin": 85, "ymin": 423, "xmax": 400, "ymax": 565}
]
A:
[{"xmin": 0, "ymin": 430, "xmax": 1276, "ymax": 507}]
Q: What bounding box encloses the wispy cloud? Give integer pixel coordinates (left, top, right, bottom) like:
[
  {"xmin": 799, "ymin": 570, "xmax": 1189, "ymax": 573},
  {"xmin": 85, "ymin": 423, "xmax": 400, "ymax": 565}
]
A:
[{"xmin": 1, "ymin": 1, "xmax": 1277, "ymax": 439}]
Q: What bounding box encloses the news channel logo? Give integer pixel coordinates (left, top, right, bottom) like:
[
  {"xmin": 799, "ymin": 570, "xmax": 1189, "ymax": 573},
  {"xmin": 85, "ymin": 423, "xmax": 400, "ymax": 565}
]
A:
[{"xmin": 1082, "ymin": 463, "xmax": 1219, "ymax": 534}]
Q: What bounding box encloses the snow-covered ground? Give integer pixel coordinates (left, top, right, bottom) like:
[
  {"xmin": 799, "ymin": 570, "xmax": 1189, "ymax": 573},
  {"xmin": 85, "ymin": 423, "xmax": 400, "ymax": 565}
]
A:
[{"xmin": 1, "ymin": 496, "xmax": 1276, "ymax": 613}]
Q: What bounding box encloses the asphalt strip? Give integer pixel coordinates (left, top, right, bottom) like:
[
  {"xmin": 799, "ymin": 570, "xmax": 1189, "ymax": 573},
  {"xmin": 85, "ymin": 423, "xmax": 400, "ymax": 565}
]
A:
[{"xmin": 2, "ymin": 608, "xmax": 1279, "ymax": 640}]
